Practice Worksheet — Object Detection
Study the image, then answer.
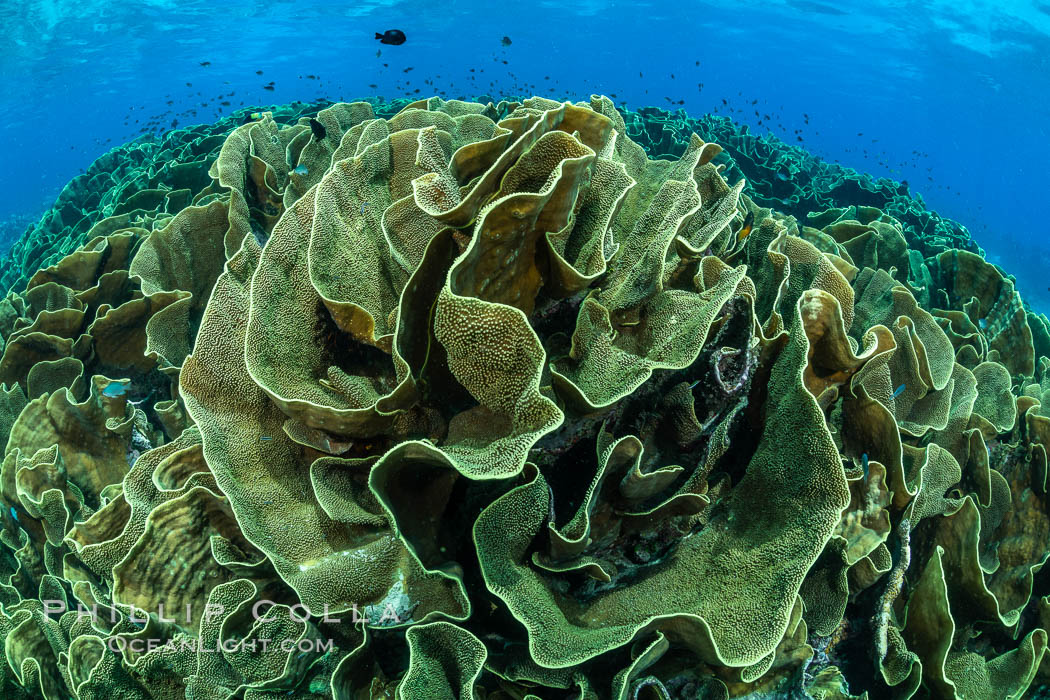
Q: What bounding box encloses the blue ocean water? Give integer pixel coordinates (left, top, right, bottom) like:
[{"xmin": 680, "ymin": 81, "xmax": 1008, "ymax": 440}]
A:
[{"xmin": 0, "ymin": 0, "xmax": 1048, "ymax": 308}]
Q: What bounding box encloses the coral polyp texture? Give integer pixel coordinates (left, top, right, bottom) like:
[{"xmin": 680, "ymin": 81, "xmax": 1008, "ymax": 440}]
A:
[{"xmin": 1, "ymin": 95, "xmax": 1049, "ymax": 700}]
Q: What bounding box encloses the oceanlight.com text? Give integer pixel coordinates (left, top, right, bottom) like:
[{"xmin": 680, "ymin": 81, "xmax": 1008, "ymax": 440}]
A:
[{"xmin": 105, "ymin": 636, "xmax": 337, "ymax": 654}]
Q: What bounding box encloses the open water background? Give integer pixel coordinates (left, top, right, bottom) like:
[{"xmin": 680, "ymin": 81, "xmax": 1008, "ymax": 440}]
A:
[{"xmin": 0, "ymin": 0, "xmax": 1047, "ymax": 307}]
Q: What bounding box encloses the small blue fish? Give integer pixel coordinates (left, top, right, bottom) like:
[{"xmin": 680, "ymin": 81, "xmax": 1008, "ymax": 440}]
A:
[
  {"xmin": 688, "ymin": 379, "xmax": 700, "ymax": 390},
  {"xmin": 861, "ymin": 453, "xmax": 869, "ymax": 478},
  {"xmin": 293, "ymin": 164, "xmax": 309, "ymax": 176},
  {"xmin": 361, "ymin": 201, "xmax": 370, "ymax": 215},
  {"xmin": 102, "ymin": 382, "xmax": 128, "ymax": 397},
  {"xmin": 891, "ymin": 384, "xmax": 906, "ymax": 399},
  {"xmin": 9, "ymin": 507, "xmax": 17, "ymax": 522},
  {"xmin": 978, "ymin": 318, "xmax": 987, "ymax": 330},
  {"xmin": 260, "ymin": 435, "xmax": 273, "ymax": 441}
]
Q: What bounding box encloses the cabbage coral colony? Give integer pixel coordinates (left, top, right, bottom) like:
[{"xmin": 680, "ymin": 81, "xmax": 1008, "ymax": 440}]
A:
[{"xmin": 0, "ymin": 95, "xmax": 1048, "ymax": 700}]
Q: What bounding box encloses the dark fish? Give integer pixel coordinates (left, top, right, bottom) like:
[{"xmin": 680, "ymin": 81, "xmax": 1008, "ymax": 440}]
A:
[
  {"xmin": 263, "ymin": 85, "xmax": 275, "ymax": 91},
  {"xmin": 256, "ymin": 70, "xmax": 263, "ymax": 75},
  {"xmin": 501, "ymin": 35, "xmax": 512, "ymax": 46},
  {"xmin": 375, "ymin": 29, "xmax": 406, "ymax": 45},
  {"xmin": 200, "ymin": 61, "xmax": 211, "ymax": 66},
  {"xmin": 309, "ymin": 118, "xmax": 327, "ymax": 141}
]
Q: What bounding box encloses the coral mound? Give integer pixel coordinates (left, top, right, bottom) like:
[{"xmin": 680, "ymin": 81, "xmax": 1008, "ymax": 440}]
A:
[{"xmin": 0, "ymin": 94, "xmax": 1049, "ymax": 700}]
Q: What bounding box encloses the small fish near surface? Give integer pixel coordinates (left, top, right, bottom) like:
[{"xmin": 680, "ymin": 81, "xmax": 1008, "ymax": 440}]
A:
[
  {"xmin": 737, "ymin": 211, "xmax": 755, "ymax": 242},
  {"xmin": 309, "ymin": 118, "xmax": 327, "ymax": 141},
  {"xmin": 375, "ymin": 29, "xmax": 406, "ymax": 45},
  {"xmin": 501, "ymin": 35, "xmax": 512, "ymax": 46}
]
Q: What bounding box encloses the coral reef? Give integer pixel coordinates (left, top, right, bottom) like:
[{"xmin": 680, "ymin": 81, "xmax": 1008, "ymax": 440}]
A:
[
  {"xmin": 0, "ymin": 94, "xmax": 1049, "ymax": 700},
  {"xmin": 620, "ymin": 106, "xmax": 983, "ymax": 262}
]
